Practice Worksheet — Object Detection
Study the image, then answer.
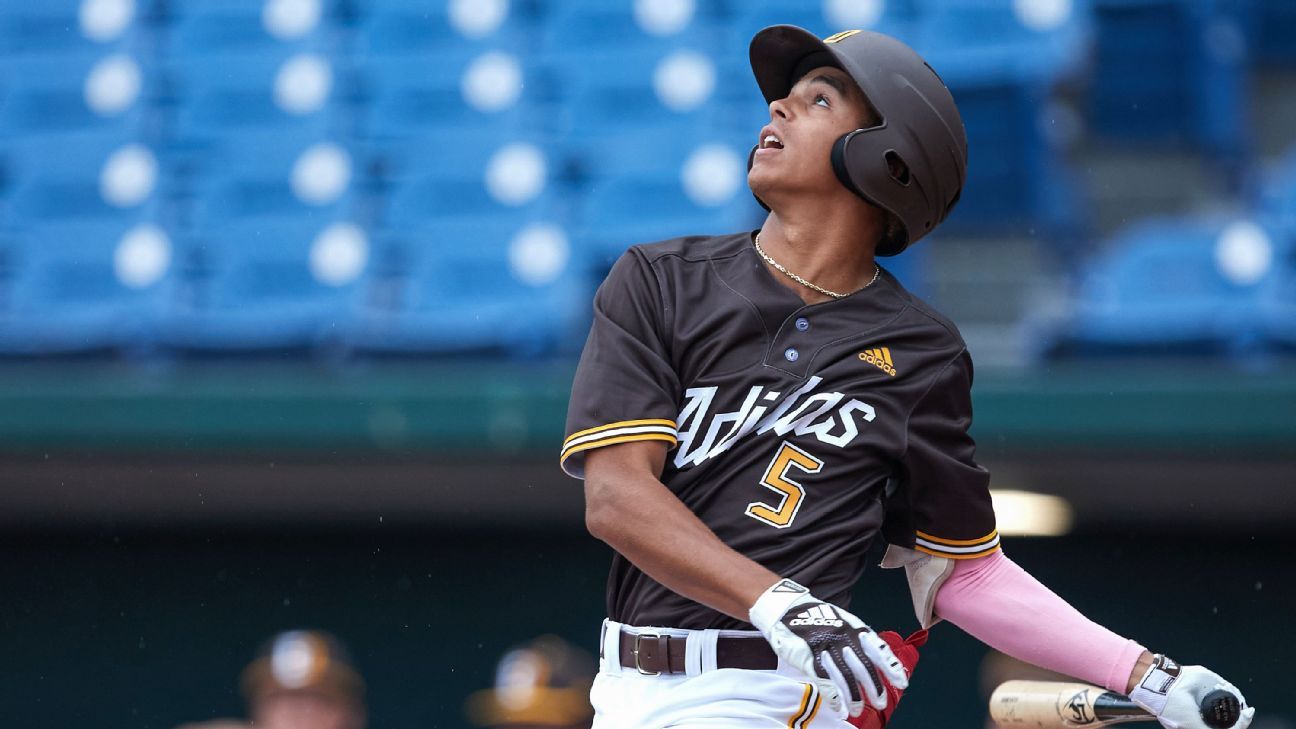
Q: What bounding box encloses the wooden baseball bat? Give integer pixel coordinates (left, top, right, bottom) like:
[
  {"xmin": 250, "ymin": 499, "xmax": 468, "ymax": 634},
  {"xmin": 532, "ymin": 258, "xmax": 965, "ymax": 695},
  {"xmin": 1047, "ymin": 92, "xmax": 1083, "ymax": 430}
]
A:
[{"xmin": 989, "ymin": 680, "xmax": 1241, "ymax": 729}]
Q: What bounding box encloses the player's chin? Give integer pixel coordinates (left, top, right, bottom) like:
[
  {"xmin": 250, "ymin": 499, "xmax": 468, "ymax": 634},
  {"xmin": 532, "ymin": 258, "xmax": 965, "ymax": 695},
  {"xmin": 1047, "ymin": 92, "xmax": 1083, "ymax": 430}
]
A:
[{"xmin": 747, "ymin": 165, "xmax": 781, "ymax": 199}]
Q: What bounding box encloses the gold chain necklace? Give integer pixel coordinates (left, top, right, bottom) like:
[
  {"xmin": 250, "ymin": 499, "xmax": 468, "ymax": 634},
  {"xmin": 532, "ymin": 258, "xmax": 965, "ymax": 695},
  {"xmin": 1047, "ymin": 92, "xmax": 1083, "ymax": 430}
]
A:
[{"xmin": 753, "ymin": 233, "xmax": 880, "ymax": 300}]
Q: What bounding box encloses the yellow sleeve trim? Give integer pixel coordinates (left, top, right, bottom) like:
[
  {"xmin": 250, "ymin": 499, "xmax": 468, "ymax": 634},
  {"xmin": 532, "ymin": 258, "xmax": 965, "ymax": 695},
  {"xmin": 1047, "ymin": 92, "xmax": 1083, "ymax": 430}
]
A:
[
  {"xmin": 916, "ymin": 529, "xmax": 999, "ymax": 547},
  {"xmin": 563, "ymin": 418, "xmax": 677, "ymax": 444},
  {"xmin": 559, "ymin": 432, "xmax": 678, "ymax": 463},
  {"xmin": 914, "ymin": 529, "xmax": 1000, "ymax": 559}
]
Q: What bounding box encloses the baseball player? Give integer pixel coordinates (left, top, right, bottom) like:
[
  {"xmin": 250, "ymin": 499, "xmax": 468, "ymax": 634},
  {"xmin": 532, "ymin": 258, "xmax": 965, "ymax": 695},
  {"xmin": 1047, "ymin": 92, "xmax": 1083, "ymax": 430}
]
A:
[{"xmin": 560, "ymin": 25, "xmax": 1256, "ymax": 729}]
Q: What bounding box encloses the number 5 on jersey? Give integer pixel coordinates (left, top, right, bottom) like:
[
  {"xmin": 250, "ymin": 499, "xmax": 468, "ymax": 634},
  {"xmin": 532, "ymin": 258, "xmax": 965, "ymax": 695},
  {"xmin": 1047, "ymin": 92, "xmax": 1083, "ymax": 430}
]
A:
[{"xmin": 746, "ymin": 441, "xmax": 823, "ymax": 528}]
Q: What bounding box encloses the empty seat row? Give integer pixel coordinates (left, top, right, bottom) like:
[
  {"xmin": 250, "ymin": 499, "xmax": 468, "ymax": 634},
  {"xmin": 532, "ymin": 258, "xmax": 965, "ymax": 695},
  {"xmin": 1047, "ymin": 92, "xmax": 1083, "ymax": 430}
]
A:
[
  {"xmin": 1035, "ymin": 213, "xmax": 1296, "ymax": 357},
  {"xmin": 0, "ymin": 215, "xmax": 587, "ymax": 357}
]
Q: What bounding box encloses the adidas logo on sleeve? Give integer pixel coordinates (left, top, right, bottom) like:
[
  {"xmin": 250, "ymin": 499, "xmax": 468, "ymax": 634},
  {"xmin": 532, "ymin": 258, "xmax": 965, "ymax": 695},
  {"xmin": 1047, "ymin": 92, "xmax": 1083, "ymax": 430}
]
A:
[{"xmin": 789, "ymin": 604, "xmax": 845, "ymax": 628}]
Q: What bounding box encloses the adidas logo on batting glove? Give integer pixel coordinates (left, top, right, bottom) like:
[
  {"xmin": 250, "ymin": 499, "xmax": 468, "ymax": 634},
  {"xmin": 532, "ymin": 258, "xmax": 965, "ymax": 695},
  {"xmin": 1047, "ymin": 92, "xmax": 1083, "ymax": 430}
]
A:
[{"xmin": 750, "ymin": 579, "xmax": 909, "ymax": 719}]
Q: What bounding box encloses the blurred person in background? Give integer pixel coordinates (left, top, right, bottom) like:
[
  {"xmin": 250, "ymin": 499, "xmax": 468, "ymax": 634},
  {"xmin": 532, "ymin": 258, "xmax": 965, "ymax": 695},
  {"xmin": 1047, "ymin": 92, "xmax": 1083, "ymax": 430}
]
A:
[
  {"xmin": 241, "ymin": 630, "xmax": 366, "ymax": 729},
  {"xmin": 465, "ymin": 635, "xmax": 596, "ymax": 729},
  {"xmin": 178, "ymin": 629, "xmax": 366, "ymax": 729}
]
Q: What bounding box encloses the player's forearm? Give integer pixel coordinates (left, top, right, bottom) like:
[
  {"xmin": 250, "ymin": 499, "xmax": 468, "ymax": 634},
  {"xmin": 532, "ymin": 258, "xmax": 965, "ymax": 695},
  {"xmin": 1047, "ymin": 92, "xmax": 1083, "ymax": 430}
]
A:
[
  {"xmin": 932, "ymin": 550, "xmax": 1147, "ymax": 693},
  {"xmin": 585, "ymin": 470, "xmax": 779, "ymax": 621}
]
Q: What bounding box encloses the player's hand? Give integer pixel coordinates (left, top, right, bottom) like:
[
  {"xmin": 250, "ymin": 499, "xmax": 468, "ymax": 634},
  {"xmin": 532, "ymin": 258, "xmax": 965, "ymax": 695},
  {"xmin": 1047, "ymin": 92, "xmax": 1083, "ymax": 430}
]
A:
[
  {"xmin": 749, "ymin": 578, "xmax": 909, "ymax": 718},
  {"xmin": 1129, "ymin": 655, "xmax": 1255, "ymax": 729}
]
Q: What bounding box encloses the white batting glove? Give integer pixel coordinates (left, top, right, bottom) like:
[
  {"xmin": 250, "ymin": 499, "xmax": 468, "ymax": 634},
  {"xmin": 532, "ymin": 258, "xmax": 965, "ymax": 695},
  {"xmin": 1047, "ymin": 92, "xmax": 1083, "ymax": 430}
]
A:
[
  {"xmin": 749, "ymin": 578, "xmax": 908, "ymax": 718},
  {"xmin": 1129, "ymin": 655, "xmax": 1256, "ymax": 729}
]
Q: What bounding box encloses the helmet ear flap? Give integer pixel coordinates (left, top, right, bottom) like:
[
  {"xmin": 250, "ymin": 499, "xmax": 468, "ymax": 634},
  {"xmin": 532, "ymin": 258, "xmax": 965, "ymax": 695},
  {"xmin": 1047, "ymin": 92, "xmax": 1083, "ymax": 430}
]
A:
[
  {"xmin": 831, "ymin": 130, "xmax": 863, "ymax": 196},
  {"xmin": 832, "ymin": 129, "xmax": 910, "ymax": 256},
  {"xmin": 747, "ymin": 144, "xmax": 771, "ymax": 212}
]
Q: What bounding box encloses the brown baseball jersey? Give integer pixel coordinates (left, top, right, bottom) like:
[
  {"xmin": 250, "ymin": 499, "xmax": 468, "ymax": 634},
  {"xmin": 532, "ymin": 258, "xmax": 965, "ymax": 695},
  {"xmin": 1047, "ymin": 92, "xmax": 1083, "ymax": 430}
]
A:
[{"xmin": 561, "ymin": 231, "xmax": 999, "ymax": 630}]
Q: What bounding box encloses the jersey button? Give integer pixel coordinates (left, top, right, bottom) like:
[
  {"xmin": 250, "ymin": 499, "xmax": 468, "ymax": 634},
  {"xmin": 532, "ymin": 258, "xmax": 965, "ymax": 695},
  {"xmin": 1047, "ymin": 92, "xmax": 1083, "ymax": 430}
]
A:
[
  {"xmin": 795, "ymin": 317, "xmax": 810, "ymax": 331},
  {"xmin": 784, "ymin": 348, "xmax": 799, "ymax": 362}
]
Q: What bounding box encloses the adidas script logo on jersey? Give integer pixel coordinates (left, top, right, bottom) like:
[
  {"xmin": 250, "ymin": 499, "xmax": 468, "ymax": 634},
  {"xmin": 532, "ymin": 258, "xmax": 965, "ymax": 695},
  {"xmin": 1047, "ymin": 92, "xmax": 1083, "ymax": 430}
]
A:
[
  {"xmin": 859, "ymin": 347, "xmax": 896, "ymax": 376},
  {"xmin": 673, "ymin": 376, "xmax": 878, "ymax": 469},
  {"xmin": 789, "ymin": 605, "xmax": 844, "ymax": 628}
]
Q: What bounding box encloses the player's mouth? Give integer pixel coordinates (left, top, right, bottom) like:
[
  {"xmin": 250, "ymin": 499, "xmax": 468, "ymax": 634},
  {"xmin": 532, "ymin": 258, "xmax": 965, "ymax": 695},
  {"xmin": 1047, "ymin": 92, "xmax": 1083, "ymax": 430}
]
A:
[{"xmin": 754, "ymin": 125, "xmax": 784, "ymax": 157}]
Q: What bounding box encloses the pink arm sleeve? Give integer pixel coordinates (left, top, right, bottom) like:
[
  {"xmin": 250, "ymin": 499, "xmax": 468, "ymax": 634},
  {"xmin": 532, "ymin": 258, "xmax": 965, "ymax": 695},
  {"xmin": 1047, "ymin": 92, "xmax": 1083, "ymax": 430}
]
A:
[{"xmin": 932, "ymin": 550, "xmax": 1146, "ymax": 693}]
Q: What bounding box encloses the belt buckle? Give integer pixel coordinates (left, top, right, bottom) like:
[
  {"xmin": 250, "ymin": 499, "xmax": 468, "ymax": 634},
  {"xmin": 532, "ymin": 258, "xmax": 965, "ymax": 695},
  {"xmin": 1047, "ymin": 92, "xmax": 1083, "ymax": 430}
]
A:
[{"xmin": 633, "ymin": 631, "xmax": 662, "ymax": 676}]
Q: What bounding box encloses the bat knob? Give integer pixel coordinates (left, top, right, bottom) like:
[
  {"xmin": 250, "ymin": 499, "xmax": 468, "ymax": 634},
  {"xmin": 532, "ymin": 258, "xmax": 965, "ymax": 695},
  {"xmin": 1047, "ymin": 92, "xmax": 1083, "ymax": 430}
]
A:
[{"xmin": 1200, "ymin": 689, "xmax": 1241, "ymax": 729}]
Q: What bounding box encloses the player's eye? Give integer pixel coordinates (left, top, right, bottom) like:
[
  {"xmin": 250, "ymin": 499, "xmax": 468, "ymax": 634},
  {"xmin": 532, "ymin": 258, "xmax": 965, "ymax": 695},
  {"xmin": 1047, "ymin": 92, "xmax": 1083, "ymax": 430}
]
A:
[{"xmin": 814, "ymin": 94, "xmax": 830, "ymax": 108}]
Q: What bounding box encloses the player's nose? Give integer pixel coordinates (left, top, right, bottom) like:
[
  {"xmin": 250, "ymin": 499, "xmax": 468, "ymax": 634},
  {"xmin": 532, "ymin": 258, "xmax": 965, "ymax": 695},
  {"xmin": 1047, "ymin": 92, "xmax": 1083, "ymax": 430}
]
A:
[{"xmin": 768, "ymin": 96, "xmax": 791, "ymax": 121}]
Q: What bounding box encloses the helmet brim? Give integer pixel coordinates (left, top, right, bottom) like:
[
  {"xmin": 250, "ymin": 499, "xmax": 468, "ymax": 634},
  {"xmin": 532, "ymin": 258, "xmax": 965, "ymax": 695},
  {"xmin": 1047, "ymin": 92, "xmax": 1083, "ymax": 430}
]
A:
[{"xmin": 750, "ymin": 25, "xmax": 849, "ymax": 106}]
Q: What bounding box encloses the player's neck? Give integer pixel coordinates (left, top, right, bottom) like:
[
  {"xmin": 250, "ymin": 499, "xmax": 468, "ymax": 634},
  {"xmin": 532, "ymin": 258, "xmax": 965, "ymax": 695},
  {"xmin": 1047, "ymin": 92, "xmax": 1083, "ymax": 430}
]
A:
[{"xmin": 757, "ymin": 207, "xmax": 882, "ymax": 305}]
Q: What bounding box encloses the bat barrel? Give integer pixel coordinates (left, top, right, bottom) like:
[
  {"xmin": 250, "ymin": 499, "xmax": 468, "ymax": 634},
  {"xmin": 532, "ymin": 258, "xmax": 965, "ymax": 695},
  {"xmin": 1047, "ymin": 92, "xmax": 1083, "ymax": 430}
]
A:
[{"xmin": 989, "ymin": 681, "xmax": 1146, "ymax": 729}]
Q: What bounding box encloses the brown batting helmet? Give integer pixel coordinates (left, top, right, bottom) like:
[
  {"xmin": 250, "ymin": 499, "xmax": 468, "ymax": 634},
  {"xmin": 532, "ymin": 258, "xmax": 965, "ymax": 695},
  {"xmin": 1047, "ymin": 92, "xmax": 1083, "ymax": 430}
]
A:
[{"xmin": 749, "ymin": 26, "xmax": 968, "ymax": 255}]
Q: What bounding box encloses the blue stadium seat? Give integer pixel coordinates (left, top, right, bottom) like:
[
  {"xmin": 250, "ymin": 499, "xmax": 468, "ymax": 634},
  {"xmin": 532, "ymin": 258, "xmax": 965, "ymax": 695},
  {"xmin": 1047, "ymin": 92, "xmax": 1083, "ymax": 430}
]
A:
[
  {"xmin": 383, "ymin": 176, "xmax": 558, "ymax": 232},
  {"xmin": 562, "ymin": 125, "xmax": 748, "ymax": 185},
  {"xmin": 372, "ymin": 131, "xmax": 560, "ymax": 229},
  {"xmin": 343, "ymin": 219, "xmax": 588, "ymax": 357},
  {"xmin": 540, "ymin": 0, "xmax": 722, "ymax": 61},
  {"xmin": 163, "ymin": 48, "xmax": 341, "ymax": 142},
  {"xmin": 0, "ymin": 0, "xmax": 146, "ymax": 58},
  {"xmin": 162, "ymin": 0, "xmax": 340, "ymax": 56},
  {"xmin": 358, "ymin": 129, "xmax": 554, "ymax": 185},
  {"xmin": 913, "ymin": 0, "xmax": 1092, "ymax": 83},
  {"xmin": 159, "ymin": 217, "xmax": 370, "ymax": 351},
  {"xmin": 0, "ymin": 219, "xmax": 172, "ymax": 355},
  {"xmin": 550, "ymin": 46, "xmax": 737, "ymax": 180},
  {"xmin": 355, "ymin": 0, "xmax": 534, "ymax": 57},
  {"xmin": 1087, "ymin": 0, "xmax": 1250, "ymax": 158},
  {"xmin": 355, "ymin": 50, "xmax": 551, "ymax": 139},
  {"xmin": 725, "ymin": 0, "xmax": 917, "ymax": 60},
  {"xmin": 0, "ymin": 53, "xmax": 152, "ymax": 137},
  {"xmin": 184, "ymin": 130, "xmax": 356, "ymax": 227},
  {"xmin": 1038, "ymin": 216, "xmax": 1277, "ymax": 357},
  {"xmin": 552, "ymin": 46, "xmax": 719, "ymax": 122},
  {"xmin": 1, "ymin": 131, "xmax": 162, "ymax": 226}
]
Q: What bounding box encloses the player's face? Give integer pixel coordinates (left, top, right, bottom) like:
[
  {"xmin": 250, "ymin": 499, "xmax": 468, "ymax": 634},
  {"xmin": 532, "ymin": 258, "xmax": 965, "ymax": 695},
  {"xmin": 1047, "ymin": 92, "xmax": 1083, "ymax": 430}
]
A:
[{"xmin": 748, "ymin": 66, "xmax": 878, "ymax": 203}]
